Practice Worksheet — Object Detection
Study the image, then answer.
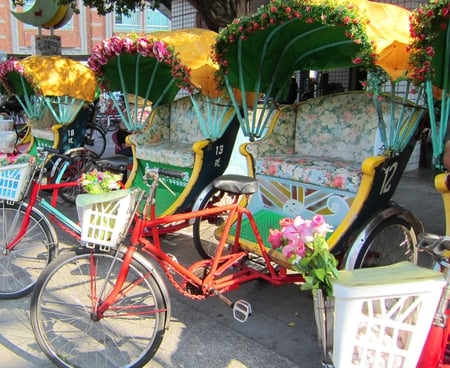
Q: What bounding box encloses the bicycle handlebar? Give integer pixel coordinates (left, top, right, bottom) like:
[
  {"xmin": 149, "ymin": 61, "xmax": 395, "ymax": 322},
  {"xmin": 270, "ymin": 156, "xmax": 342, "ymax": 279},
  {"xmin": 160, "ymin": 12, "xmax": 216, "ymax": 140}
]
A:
[
  {"xmin": 418, "ymin": 232, "xmax": 450, "ymax": 257},
  {"xmin": 144, "ymin": 167, "xmax": 186, "ymax": 180}
]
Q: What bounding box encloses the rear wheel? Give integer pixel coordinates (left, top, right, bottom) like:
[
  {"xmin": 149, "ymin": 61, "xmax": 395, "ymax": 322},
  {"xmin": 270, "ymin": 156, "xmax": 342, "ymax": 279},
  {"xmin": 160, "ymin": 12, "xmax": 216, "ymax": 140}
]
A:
[
  {"xmin": 352, "ymin": 217, "xmax": 418, "ymax": 269},
  {"xmin": 0, "ymin": 201, "xmax": 57, "ymax": 298},
  {"xmin": 83, "ymin": 124, "xmax": 106, "ymax": 158},
  {"xmin": 30, "ymin": 248, "xmax": 170, "ymax": 368},
  {"xmin": 192, "ymin": 188, "xmax": 236, "ymax": 259}
]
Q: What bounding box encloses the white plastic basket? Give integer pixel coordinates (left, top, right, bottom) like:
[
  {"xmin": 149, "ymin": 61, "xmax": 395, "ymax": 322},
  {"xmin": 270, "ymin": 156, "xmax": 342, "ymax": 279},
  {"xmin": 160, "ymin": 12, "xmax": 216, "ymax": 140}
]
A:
[
  {"xmin": 0, "ymin": 163, "xmax": 33, "ymax": 201},
  {"xmin": 0, "ymin": 119, "xmax": 13, "ymax": 131},
  {"xmin": 0, "ymin": 131, "xmax": 17, "ymax": 153},
  {"xmin": 332, "ymin": 262, "xmax": 446, "ymax": 368},
  {"xmin": 76, "ymin": 189, "xmax": 139, "ymax": 249}
]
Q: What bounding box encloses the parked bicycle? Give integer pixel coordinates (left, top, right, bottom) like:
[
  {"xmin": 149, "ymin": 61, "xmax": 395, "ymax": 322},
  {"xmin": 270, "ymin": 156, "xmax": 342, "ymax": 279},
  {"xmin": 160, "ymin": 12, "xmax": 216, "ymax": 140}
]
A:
[
  {"xmin": 30, "ymin": 168, "xmax": 305, "ymax": 368},
  {"xmin": 0, "ymin": 147, "xmax": 127, "ymax": 298}
]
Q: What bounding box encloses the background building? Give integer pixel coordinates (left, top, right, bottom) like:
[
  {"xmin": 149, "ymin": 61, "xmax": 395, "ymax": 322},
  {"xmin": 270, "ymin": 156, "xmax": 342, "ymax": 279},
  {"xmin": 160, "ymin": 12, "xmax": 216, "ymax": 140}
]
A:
[{"xmin": 0, "ymin": 0, "xmax": 424, "ymax": 58}]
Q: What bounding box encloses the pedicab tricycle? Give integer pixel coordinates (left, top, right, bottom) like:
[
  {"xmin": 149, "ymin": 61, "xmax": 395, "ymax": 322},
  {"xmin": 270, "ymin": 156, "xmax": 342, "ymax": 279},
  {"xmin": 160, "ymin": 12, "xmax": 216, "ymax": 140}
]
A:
[
  {"xmin": 28, "ymin": 0, "xmax": 433, "ymax": 367},
  {"xmin": 0, "ymin": 55, "xmax": 104, "ymax": 201},
  {"xmin": 87, "ymin": 28, "xmax": 241, "ymax": 222}
]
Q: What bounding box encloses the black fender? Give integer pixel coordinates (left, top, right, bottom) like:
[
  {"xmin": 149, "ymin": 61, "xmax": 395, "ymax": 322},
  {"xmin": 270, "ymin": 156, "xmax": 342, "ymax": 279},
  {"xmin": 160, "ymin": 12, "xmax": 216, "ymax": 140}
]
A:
[{"xmin": 342, "ymin": 201, "xmax": 424, "ymax": 270}]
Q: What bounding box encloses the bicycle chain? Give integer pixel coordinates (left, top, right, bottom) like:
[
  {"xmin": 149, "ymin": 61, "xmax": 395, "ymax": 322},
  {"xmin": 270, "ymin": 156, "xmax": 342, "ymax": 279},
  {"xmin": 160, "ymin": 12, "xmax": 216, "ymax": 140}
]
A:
[{"xmin": 161, "ymin": 261, "xmax": 206, "ymax": 301}]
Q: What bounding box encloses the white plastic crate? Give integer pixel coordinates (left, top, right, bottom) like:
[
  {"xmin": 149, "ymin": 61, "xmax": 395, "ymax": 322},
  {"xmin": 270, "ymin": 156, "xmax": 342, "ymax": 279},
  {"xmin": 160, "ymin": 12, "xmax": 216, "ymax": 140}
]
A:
[
  {"xmin": 76, "ymin": 189, "xmax": 138, "ymax": 249},
  {"xmin": 0, "ymin": 131, "xmax": 17, "ymax": 153},
  {"xmin": 332, "ymin": 262, "xmax": 446, "ymax": 368},
  {"xmin": 0, "ymin": 162, "xmax": 33, "ymax": 201},
  {"xmin": 0, "ymin": 119, "xmax": 13, "ymax": 131}
]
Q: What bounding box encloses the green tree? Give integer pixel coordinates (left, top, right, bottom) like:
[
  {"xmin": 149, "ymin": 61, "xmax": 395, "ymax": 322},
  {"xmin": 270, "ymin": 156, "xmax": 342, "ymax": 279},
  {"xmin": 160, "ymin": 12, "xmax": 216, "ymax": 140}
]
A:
[{"xmin": 12, "ymin": 0, "xmax": 250, "ymax": 31}]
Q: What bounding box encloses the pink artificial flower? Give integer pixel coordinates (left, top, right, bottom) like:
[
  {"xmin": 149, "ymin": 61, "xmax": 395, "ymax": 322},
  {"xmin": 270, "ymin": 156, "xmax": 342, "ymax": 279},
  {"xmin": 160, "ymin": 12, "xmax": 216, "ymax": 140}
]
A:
[
  {"xmin": 153, "ymin": 41, "xmax": 169, "ymax": 61},
  {"xmin": 296, "ymin": 221, "xmax": 315, "ymax": 244},
  {"xmin": 136, "ymin": 37, "xmax": 151, "ymax": 57},
  {"xmin": 122, "ymin": 37, "xmax": 135, "ymax": 53},
  {"xmin": 426, "ymin": 46, "xmax": 435, "ymax": 57},
  {"xmin": 109, "ymin": 35, "xmax": 124, "ymax": 55},
  {"xmin": 279, "ymin": 217, "xmax": 293, "ymax": 227},
  {"xmin": 281, "ymin": 241, "xmax": 297, "ymax": 258},
  {"xmin": 268, "ymin": 229, "xmax": 283, "ymax": 248},
  {"xmin": 311, "ymin": 215, "xmax": 333, "ymax": 236}
]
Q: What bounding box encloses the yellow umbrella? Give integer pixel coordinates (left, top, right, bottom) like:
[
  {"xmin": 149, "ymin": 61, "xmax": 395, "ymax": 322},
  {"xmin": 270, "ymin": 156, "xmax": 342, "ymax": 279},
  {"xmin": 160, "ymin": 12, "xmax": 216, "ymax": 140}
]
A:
[
  {"xmin": 21, "ymin": 55, "xmax": 97, "ymax": 102},
  {"xmin": 357, "ymin": 0, "xmax": 413, "ymax": 81},
  {"xmin": 150, "ymin": 28, "xmax": 221, "ymax": 97},
  {"xmin": 307, "ymin": 0, "xmax": 413, "ymax": 81}
]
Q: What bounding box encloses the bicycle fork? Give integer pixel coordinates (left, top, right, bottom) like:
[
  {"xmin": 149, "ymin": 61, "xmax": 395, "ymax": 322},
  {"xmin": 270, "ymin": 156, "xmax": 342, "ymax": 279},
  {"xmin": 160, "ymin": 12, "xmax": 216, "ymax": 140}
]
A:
[
  {"xmin": 91, "ymin": 246, "xmax": 138, "ymax": 320},
  {"xmin": 3, "ymin": 183, "xmax": 40, "ymax": 253}
]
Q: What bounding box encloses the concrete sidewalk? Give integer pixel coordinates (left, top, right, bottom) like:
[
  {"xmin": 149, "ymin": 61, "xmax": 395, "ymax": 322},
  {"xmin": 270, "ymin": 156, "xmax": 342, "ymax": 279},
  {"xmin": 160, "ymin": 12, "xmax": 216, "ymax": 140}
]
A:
[{"xmin": 0, "ymin": 168, "xmax": 444, "ymax": 368}]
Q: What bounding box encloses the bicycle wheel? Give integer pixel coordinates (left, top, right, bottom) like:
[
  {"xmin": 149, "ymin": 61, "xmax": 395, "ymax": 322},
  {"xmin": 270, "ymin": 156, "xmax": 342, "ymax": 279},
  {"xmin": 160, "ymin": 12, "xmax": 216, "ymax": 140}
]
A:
[
  {"xmin": 0, "ymin": 201, "xmax": 57, "ymax": 299},
  {"xmin": 83, "ymin": 124, "xmax": 106, "ymax": 158},
  {"xmin": 30, "ymin": 248, "xmax": 170, "ymax": 368},
  {"xmin": 57, "ymin": 150, "xmax": 98, "ymax": 204},
  {"xmin": 352, "ymin": 217, "xmax": 418, "ymax": 269},
  {"xmin": 193, "ymin": 187, "xmax": 235, "ymax": 259}
]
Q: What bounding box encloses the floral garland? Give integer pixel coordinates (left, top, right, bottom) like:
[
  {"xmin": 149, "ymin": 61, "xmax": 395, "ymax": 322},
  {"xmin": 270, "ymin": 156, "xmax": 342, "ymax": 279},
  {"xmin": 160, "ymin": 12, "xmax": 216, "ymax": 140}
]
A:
[
  {"xmin": 214, "ymin": 0, "xmax": 375, "ymax": 89},
  {"xmin": 88, "ymin": 34, "xmax": 194, "ymax": 93},
  {"xmin": 268, "ymin": 215, "xmax": 338, "ymax": 297},
  {"xmin": 409, "ymin": 0, "xmax": 450, "ymax": 86},
  {"xmin": 0, "ymin": 57, "xmax": 41, "ymax": 96}
]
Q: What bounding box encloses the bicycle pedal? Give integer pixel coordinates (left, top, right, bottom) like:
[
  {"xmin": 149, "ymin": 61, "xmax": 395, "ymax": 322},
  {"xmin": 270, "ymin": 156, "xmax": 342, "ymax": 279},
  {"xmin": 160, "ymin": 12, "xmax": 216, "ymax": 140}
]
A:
[{"xmin": 233, "ymin": 299, "xmax": 252, "ymax": 323}]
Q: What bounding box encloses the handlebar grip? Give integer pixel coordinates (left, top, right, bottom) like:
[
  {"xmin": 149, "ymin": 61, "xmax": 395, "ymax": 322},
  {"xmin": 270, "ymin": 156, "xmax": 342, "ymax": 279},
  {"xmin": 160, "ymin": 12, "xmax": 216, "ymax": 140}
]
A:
[
  {"xmin": 158, "ymin": 168, "xmax": 186, "ymax": 179},
  {"xmin": 39, "ymin": 146, "xmax": 60, "ymax": 155},
  {"xmin": 418, "ymin": 232, "xmax": 450, "ymax": 255}
]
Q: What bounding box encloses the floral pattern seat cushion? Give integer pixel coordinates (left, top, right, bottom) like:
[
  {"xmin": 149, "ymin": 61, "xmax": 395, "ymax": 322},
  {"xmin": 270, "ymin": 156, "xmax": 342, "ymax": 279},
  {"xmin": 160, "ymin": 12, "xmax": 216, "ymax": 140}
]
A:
[
  {"xmin": 134, "ymin": 140, "xmax": 195, "ymax": 168},
  {"xmin": 0, "ymin": 152, "xmax": 35, "ymax": 166},
  {"xmin": 128, "ymin": 95, "xmax": 211, "ymax": 169},
  {"xmin": 255, "ymin": 154, "xmax": 362, "ymax": 193}
]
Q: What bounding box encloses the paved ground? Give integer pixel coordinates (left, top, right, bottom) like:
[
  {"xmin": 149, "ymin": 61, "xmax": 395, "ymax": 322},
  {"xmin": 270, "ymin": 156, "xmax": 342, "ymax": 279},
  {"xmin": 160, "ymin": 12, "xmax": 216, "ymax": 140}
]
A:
[{"xmin": 0, "ymin": 167, "xmax": 444, "ymax": 368}]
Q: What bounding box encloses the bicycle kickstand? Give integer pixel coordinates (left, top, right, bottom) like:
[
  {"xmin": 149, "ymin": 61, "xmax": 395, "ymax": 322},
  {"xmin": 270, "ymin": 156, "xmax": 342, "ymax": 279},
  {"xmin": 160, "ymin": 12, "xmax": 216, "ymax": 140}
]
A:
[{"xmin": 216, "ymin": 292, "xmax": 252, "ymax": 323}]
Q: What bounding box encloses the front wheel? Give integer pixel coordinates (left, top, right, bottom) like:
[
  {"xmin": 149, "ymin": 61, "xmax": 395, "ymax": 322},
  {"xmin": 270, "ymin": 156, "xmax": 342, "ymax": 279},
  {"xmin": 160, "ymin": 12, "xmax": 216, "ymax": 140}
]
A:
[
  {"xmin": 349, "ymin": 217, "xmax": 419, "ymax": 269},
  {"xmin": 30, "ymin": 248, "xmax": 170, "ymax": 368},
  {"xmin": 0, "ymin": 201, "xmax": 57, "ymax": 298}
]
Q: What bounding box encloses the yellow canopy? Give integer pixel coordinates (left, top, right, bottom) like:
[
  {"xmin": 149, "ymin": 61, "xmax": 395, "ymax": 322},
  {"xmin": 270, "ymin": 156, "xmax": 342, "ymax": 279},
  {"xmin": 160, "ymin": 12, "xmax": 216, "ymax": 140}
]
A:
[
  {"xmin": 21, "ymin": 55, "xmax": 97, "ymax": 102},
  {"xmin": 313, "ymin": 0, "xmax": 413, "ymax": 80},
  {"xmin": 150, "ymin": 28, "xmax": 220, "ymax": 97}
]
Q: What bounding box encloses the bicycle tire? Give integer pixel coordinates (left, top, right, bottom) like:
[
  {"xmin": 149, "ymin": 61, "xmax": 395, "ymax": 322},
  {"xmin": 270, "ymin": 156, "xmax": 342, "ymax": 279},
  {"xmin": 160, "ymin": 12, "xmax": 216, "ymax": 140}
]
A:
[
  {"xmin": 192, "ymin": 187, "xmax": 235, "ymax": 259},
  {"xmin": 30, "ymin": 248, "xmax": 170, "ymax": 368},
  {"xmin": 57, "ymin": 150, "xmax": 98, "ymax": 204},
  {"xmin": 352, "ymin": 217, "xmax": 418, "ymax": 269},
  {"xmin": 0, "ymin": 200, "xmax": 57, "ymax": 299},
  {"xmin": 84, "ymin": 124, "xmax": 107, "ymax": 158}
]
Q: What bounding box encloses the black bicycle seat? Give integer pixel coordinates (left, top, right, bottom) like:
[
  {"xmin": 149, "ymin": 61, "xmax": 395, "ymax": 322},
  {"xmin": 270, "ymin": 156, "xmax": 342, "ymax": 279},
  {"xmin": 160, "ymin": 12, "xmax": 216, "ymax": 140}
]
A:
[{"xmin": 212, "ymin": 174, "xmax": 258, "ymax": 195}]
